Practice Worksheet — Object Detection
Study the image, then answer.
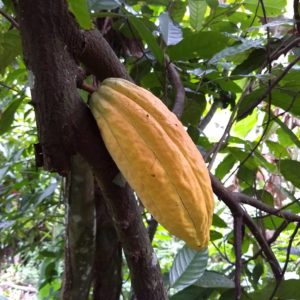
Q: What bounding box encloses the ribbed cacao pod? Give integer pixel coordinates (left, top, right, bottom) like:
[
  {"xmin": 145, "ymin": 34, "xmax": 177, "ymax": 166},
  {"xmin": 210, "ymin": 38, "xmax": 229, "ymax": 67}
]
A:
[{"xmin": 90, "ymin": 78, "xmax": 214, "ymax": 250}]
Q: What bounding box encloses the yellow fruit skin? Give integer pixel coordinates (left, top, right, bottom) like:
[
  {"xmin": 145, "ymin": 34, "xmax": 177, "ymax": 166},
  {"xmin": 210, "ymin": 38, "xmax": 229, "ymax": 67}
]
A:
[{"xmin": 90, "ymin": 78, "xmax": 214, "ymax": 250}]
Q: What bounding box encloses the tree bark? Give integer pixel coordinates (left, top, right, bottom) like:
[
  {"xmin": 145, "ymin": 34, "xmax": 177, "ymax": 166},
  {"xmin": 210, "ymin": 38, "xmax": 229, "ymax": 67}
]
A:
[
  {"xmin": 93, "ymin": 187, "xmax": 122, "ymax": 300},
  {"xmin": 63, "ymin": 155, "xmax": 95, "ymax": 299}
]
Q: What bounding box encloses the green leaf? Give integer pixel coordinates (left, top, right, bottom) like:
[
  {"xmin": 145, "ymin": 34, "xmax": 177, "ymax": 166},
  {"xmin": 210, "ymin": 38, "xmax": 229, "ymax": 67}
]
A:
[
  {"xmin": 246, "ymin": 279, "xmax": 300, "ymax": 299},
  {"xmin": 0, "ymin": 98, "xmax": 23, "ymax": 135},
  {"xmin": 252, "ymin": 263, "xmax": 264, "ymax": 286},
  {"xmin": 271, "ymin": 90, "xmax": 300, "ymax": 118},
  {"xmin": 279, "ymin": 160, "xmax": 300, "ymax": 188},
  {"xmin": 212, "ymin": 213, "xmax": 228, "ymax": 228},
  {"xmin": 231, "ymin": 48, "xmax": 266, "ymax": 75},
  {"xmin": 215, "ymin": 154, "xmax": 236, "ymax": 180},
  {"xmin": 188, "ymin": 0, "xmax": 207, "ymax": 31},
  {"xmin": 169, "ymin": 1, "xmax": 187, "ymax": 23},
  {"xmin": 273, "ymin": 116, "xmax": 300, "ymax": 148},
  {"xmin": 210, "ymin": 230, "xmax": 222, "ymax": 241},
  {"xmin": 266, "ymin": 140, "xmax": 289, "ymax": 158},
  {"xmin": 233, "ymin": 111, "xmax": 258, "ymax": 138},
  {"xmin": 237, "ymin": 89, "xmax": 263, "ymax": 120},
  {"xmin": 170, "ymin": 245, "xmax": 208, "ymax": 291},
  {"xmin": 243, "ymin": 0, "xmax": 286, "ymax": 17},
  {"xmin": 36, "ymin": 182, "xmax": 58, "ymax": 205},
  {"xmin": 206, "ymin": 0, "xmax": 218, "ymax": 9},
  {"xmin": 195, "ymin": 271, "xmax": 235, "ymax": 289},
  {"xmin": 68, "ymin": 0, "xmax": 93, "ymax": 29},
  {"xmin": 257, "ymin": 190, "xmax": 274, "ymax": 207},
  {"xmin": 171, "ymin": 285, "xmax": 205, "ymax": 300},
  {"xmin": 181, "ymin": 96, "xmax": 206, "ymax": 126},
  {"xmin": 0, "ymin": 29, "xmax": 22, "ymax": 72},
  {"xmin": 128, "ymin": 16, "xmax": 164, "ymax": 64},
  {"xmin": 168, "ymin": 31, "xmax": 229, "ymax": 61},
  {"xmin": 0, "ymin": 166, "xmax": 9, "ymax": 182},
  {"xmin": 88, "ymin": 0, "xmax": 121, "ymax": 11},
  {"xmin": 159, "ymin": 12, "xmax": 183, "ymax": 46},
  {"xmin": 210, "ymin": 39, "xmax": 264, "ymax": 64}
]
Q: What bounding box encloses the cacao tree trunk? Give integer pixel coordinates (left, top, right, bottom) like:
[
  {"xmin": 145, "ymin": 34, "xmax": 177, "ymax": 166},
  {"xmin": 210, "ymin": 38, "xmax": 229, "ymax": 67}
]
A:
[{"xmin": 18, "ymin": 1, "xmax": 167, "ymax": 299}]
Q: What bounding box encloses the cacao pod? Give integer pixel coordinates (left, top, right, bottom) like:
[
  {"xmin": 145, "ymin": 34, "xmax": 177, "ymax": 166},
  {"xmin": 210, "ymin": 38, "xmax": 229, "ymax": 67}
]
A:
[{"xmin": 90, "ymin": 78, "xmax": 214, "ymax": 250}]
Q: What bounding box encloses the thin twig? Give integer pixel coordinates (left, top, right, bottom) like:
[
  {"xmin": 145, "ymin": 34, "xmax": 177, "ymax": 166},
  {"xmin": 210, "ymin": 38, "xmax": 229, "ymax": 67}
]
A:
[
  {"xmin": 238, "ymin": 193, "xmax": 300, "ymax": 222},
  {"xmin": 268, "ymin": 222, "xmax": 300, "ymax": 299},
  {"xmin": 294, "ymin": 0, "xmax": 300, "ymax": 34},
  {"xmin": 165, "ymin": 57, "xmax": 185, "ymax": 118},
  {"xmin": 198, "ymin": 100, "xmax": 222, "ymax": 132},
  {"xmin": 210, "ymin": 174, "xmax": 282, "ymax": 281},
  {"xmin": 233, "ymin": 215, "xmax": 243, "ymax": 300},
  {"xmin": 244, "ymin": 220, "xmax": 289, "ymax": 263},
  {"xmin": 78, "ymin": 81, "xmax": 96, "ymax": 94},
  {"xmin": 0, "ymin": 9, "xmax": 19, "ymax": 29}
]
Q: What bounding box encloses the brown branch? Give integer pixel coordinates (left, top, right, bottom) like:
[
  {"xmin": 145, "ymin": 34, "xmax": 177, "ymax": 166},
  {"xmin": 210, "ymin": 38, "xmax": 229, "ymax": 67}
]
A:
[
  {"xmin": 233, "ymin": 216, "xmax": 243, "ymax": 300},
  {"xmin": 79, "ymin": 81, "xmax": 96, "ymax": 94},
  {"xmin": 210, "ymin": 174, "xmax": 282, "ymax": 281},
  {"xmin": 165, "ymin": 57, "xmax": 185, "ymax": 118},
  {"xmin": 0, "ymin": 9, "xmax": 19, "ymax": 28},
  {"xmin": 269, "ymin": 222, "xmax": 300, "ymax": 299},
  {"xmin": 294, "ymin": 0, "xmax": 300, "ymax": 34},
  {"xmin": 238, "ymin": 193, "xmax": 300, "ymax": 222}
]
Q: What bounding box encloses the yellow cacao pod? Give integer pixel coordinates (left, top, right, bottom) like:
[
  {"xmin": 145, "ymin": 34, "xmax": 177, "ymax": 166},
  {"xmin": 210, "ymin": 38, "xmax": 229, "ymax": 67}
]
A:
[{"xmin": 90, "ymin": 78, "xmax": 214, "ymax": 250}]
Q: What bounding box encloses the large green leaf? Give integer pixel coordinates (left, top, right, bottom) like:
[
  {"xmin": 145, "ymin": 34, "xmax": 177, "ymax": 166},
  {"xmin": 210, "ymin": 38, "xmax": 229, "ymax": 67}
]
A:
[
  {"xmin": 195, "ymin": 271, "xmax": 234, "ymax": 289},
  {"xmin": 128, "ymin": 16, "xmax": 164, "ymax": 64},
  {"xmin": 210, "ymin": 39, "xmax": 264, "ymax": 64},
  {"xmin": 168, "ymin": 31, "xmax": 230, "ymax": 61},
  {"xmin": 188, "ymin": 0, "xmax": 207, "ymax": 31},
  {"xmin": 170, "ymin": 245, "xmax": 208, "ymax": 291},
  {"xmin": 68, "ymin": 0, "xmax": 93, "ymax": 29},
  {"xmin": 279, "ymin": 160, "xmax": 300, "ymax": 189},
  {"xmin": 0, "ymin": 29, "xmax": 22, "ymax": 72}
]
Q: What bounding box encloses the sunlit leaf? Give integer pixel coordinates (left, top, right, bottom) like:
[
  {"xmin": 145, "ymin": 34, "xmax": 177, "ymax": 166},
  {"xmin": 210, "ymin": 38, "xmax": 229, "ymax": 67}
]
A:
[
  {"xmin": 159, "ymin": 12, "xmax": 183, "ymax": 46},
  {"xmin": 188, "ymin": 0, "xmax": 207, "ymax": 31},
  {"xmin": 243, "ymin": 0, "xmax": 286, "ymax": 17}
]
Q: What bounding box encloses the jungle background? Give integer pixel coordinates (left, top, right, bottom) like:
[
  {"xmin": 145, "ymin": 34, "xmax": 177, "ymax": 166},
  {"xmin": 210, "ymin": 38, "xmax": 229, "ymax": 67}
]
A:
[{"xmin": 1, "ymin": 0, "xmax": 300, "ymax": 299}]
